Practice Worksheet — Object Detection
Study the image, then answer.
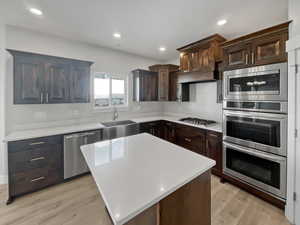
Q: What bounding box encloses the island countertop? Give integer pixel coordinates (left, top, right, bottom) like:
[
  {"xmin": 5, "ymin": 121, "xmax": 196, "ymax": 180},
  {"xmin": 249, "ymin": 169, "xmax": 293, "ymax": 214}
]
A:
[{"xmin": 81, "ymin": 133, "xmax": 215, "ymax": 225}]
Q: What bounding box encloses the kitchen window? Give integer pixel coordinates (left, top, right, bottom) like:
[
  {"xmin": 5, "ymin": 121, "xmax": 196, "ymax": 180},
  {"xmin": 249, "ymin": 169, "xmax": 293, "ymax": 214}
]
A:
[{"xmin": 94, "ymin": 73, "xmax": 127, "ymax": 108}]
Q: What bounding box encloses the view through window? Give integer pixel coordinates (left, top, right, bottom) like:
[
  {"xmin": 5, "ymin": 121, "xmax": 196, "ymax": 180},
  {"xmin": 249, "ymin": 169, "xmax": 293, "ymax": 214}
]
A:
[{"xmin": 94, "ymin": 73, "xmax": 127, "ymax": 107}]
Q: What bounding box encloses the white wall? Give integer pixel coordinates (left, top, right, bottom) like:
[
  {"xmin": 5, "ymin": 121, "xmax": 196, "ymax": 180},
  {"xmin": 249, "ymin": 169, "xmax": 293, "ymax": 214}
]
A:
[
  {"xmin": 0, "ymin": 22, "xmax": 7, "ymax": 184},
  {"xmin": 163, "ymin": 58, "xmax": 223, "ymax": 123},
  {"xmin": 5, "ymin": 26, "xmax": 164, "ymax": 133},
  {"xmin": 289, "ymin": 0, "xmax": 300, "ymax": 37},
  {"xmin": 286, "ymin": 0, "xmax": 300, "ymax": 223}
]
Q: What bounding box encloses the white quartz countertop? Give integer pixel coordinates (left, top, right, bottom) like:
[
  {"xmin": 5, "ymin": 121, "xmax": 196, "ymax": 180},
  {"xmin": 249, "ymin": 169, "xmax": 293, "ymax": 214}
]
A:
[
  {"xmin": 81, "ymin": 133, "xmax": 215, "ymax": 225},
  {"xmin": 4, "ymin": 115, "xmax": 222, "ymax": 142}
]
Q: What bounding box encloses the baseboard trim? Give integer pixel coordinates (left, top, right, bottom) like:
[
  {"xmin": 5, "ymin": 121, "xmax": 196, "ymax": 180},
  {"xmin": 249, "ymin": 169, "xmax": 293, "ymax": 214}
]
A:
[{"xmin": 0, "ymin": 175, "xmax": 8, "ymax": 184}]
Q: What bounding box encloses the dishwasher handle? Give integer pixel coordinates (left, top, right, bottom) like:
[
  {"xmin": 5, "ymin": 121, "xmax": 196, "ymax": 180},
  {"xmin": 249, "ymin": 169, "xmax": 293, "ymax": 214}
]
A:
[{"xmin": 64, "ymin": 132, "xmax": 96, "ymax": 139}]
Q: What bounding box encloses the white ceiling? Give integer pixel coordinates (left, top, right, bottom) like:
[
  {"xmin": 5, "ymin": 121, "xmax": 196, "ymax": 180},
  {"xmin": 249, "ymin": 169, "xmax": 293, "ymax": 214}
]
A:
[{"xmin": 0, "ymin": 0, "xmax": 288, "ymax": 61}]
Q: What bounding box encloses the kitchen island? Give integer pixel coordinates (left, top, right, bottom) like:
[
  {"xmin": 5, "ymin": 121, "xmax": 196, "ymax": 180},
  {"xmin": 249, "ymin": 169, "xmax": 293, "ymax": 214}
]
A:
[{"xmin": 81, "ymin": 133, "xmax": 215, "ymax": 225}]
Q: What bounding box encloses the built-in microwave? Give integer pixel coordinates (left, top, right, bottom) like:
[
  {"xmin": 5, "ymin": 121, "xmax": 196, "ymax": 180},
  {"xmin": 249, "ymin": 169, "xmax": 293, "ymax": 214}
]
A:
[
  {"xmin": 223, "ymin": 142, "xmax": 286, "ymax": 199},
  {"xmin": 223, "ymin": 110, "xmax": 287, "ymax": 156},
  {"xmin": 223, "ymin": 63, "xmax": 288, "ymax": 101}
]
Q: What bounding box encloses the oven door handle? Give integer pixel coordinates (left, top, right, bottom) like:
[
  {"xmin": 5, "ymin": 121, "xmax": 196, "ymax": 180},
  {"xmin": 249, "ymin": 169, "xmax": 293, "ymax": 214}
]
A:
[
  {"xmin": 223, "ymin": 110, "xmax": 287, "ymax": 120},
  {"xmin": 224, "ymin": 143, "xmax": 286, "ymax": 163}
]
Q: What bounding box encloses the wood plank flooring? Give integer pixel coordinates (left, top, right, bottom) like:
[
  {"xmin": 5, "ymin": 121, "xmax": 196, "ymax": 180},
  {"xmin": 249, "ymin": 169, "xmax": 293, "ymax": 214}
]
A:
[{"xmin": 0, "ymin": 175, "xmax": 291, "ymax": 225}]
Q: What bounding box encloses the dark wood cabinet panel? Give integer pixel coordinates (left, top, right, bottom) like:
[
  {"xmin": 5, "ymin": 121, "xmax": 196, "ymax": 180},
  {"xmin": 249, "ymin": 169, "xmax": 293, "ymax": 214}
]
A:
[
  {"xmin": 169, "ymin": 71, "xmax": 178, "ymax": 101},
  {"xmin": 163, "ymin": 121, "xmax": 177, "ymax": 143},
  {"xmin": 160, "ymin": 171, "xmax": 211, "ymax": 225},
  {"xmin": 8, "ymin": 49, "xmax": 93, "ymax": 104},
  {"xmin": 206, "ymin": 131, "xmax": 222, "ymax": 176},
  {"xmin": 177, "ymin": 34, "xmax": 226, "ymax": 83},
  {"xmin": 223, "ymin": 43, "xmax": 251, "ymax": 70},
  {"xmin": 8, "ymin": 135, "xmax": 63, "ymax": 201},
  {"xmin": 13, "ymin": 53, "xmax": 44, "ymax": 104},
  {"xmin": 175, "ymin": 124, "xmax": 206, "ymax": 155},
  {"xmin": 222, "ymin": 22, "xmax": 289, "ymax": 71},
  {"xmin": 252, "ymin": 32, "xmax": 288, "ymax": 66},
  {"xmin": 139, "ymin": 121, "xmax": 163, "ymax": 138},
  {"xmin": 148, "ymin": 64, "xmax": 180, "ymax": 102},
  {"xmin": 45, "ymin": 60, "xmax": 71, "ymax": 103},
  {"xmin": 70, "ymin": 62, "xmax": 91, "ymax": 103},
  {"xmin": 132, "ymin": 69, "xmax": 158, "ymax": 102}
]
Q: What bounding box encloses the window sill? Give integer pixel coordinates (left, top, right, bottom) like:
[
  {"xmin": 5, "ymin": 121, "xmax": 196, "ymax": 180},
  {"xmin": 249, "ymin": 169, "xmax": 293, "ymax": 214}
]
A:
[{"xmin": 93, "ymin": 105, "xmax": 130, "ymax": 113}]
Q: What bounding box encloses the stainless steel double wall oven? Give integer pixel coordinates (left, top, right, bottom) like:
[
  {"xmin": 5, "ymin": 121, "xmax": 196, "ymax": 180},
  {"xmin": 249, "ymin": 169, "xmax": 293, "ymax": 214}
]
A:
[{"xmin": 222, "ymin": 62, "xmax": 288, "ymax": 200}]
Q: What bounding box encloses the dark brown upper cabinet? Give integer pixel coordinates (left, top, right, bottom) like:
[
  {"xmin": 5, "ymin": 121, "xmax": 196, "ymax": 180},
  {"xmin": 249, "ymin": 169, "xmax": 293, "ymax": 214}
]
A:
[
  {"xmin": 148, "ymin": 64, "xmax": 179, "ymax": 101},
  {"xmin": 8, "ymin": 50, "xmax": 93, "ymax": 104},
  {"xmin": 176, "ymin": 34, "xmax": 226, "ymax": 83},
  {"xmin": 222, "ymin": 22, "xmax": 290, "ymax": 71},
  {"xmin": 132, "ymin": 69, "xmax": 158, "ymax": 102}
]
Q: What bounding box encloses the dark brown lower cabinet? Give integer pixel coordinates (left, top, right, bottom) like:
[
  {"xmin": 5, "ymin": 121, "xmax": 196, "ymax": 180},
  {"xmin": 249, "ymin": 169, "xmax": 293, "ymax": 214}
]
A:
[
  {"xmin": 139, "ymin": 121, "xmax": 164, "ymax": 138},
  {"xmin": 159, "ymin": 171, "xmax": 211, "ymax": 225},
  {"xmin": 159, "ymin": 121, "xmax": 223, "ymax": 177},
  {"xmin": 206, "ymin": 131, "xmax": 222, "ymax": 177},
  {"xmin": 7, "ymin": 135, "xmax": 63, "ymax": 204}
]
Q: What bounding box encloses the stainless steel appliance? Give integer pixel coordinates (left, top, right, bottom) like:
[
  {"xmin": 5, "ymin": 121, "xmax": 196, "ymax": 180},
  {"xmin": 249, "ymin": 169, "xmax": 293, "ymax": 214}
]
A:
[
  {"xmin": 223, "ymin": 110, "xmax": 287, "ymax": 156},
  {"xmin": 64, "ymin": 130, "xmax": 102, "ymax": 179},
  {"xmin": 223, "ymin": 63, "xmax": 288, "ymax": 101},
  {"xmin": 101, "ymin": 120, "xmax": 139, "ymax": 140},
  {"xmin": 179, "ymin": 117, "xmax": 216, "ymax": 126},
  {"xmin": 223, "ymin": 142, "xmax": 287, "ymax": 199}
]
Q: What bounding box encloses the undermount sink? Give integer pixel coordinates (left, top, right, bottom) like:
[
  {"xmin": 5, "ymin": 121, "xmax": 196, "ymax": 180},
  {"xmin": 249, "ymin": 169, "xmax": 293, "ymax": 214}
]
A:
[{"xmin": 101, "ymin": 120, "xmax": 136, "ymax": 127}]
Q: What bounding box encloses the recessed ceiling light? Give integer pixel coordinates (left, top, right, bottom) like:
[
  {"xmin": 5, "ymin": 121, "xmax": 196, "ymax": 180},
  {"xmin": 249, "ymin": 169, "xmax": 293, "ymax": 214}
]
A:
[
  {"xmin": 217, "ymin": 19, "xmax": 227, "ymax": 26},
  {"xmin": 113, "ymin": 33, "xmax": 121, "ymax": 39},
  {"xmin": 29, "ymin": 8, "xmax": 43, "ymax": 16},
  {"xmin": 159, "ymin": 47, "xmax": 166, "ymax": 52}
]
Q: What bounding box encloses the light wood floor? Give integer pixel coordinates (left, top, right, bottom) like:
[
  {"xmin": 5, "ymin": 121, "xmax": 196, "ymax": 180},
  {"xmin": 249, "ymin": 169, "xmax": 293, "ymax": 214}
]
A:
[{"xmin": 0, "ymin": 175, "xmax": 291, "ymax": 225}]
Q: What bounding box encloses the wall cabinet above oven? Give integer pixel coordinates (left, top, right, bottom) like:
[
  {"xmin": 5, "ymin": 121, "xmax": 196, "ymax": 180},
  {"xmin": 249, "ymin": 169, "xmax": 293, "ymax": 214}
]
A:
[
  {"xmin": 7, "ymin": 50, "xmax": 93, "ymax": 104},
  {"xmin": 221, "ymin": 22, "xmax": 290, "ymax": 71}
]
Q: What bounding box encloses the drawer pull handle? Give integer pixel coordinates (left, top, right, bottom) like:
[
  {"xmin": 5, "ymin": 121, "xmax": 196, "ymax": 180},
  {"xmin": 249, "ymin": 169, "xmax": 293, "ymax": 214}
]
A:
[
  {"xmin": 29, "ymin": 142, "xmax": 45, "ymax": 146},
  {"xmin": 31, "ymin": 176, "xmax": 45, "ymax": 182},
  {"xmin": 30, "ymin": 157, "xmax": 45, "ymax": 162},
  {"xmin": 185, "ymin": 138, "xmax": 192, "ymax": 142}
]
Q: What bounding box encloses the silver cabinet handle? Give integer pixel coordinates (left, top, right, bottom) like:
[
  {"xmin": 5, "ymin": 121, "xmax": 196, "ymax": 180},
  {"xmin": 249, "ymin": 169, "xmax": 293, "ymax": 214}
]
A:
[
  {"xmin": 40, "ymin": 93, "xmax": 43, "ymax": 104},
  {"xmin": 29, "ymin": 142, "xmax": 45, "ymax": 146},
  {"xmin": 251, "ymin": 52, "xmax": 255, "ymax": 64},
  {"xmin": 31, "ymin": 176, "xmax": 45, "ymax": 182},
  {"xmin": 30, "ymin": 157, "xmax": 45, "ymax": 162},
  {"xmin": 185, "ymin": 138, "xmax": 192, "ymax": 142},
  {"xmin": 46, "ymin": 93, "xmax": 49, "ymax": 103}
]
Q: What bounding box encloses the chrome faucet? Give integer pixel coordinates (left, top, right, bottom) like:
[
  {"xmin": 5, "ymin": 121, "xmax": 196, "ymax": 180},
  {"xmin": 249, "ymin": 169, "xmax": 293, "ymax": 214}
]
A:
[{"xmin": 112, "ymin": 106, "xmax": 119, "ymax": 121}]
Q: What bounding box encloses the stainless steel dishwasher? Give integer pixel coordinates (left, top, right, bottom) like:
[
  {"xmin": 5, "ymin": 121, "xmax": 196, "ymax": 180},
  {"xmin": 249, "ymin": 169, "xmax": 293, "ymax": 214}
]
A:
[{"xmin": 64, "ymin": 130, "xmax": 102, "ymax": 179}]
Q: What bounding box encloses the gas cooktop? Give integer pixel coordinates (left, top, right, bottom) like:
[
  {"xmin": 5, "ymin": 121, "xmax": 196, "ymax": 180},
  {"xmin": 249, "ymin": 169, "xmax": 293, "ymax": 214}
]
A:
[{"xmin": 179, "ymin": 117, "xmax": 217, "ymax": 126}]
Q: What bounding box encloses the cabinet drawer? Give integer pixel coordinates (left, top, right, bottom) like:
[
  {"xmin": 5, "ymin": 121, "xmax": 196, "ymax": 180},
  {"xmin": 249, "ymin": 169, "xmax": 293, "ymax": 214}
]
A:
[
  {"xmin": 10, "ymin": 168, "xmax": 62, "ymax": 196},
  {"xmin": 8, "ymin": 135, "xmax": 62, "ymax": 153},
  {"xmin": 9, "ymin": 144, "xmax": 62, "ymax": 174},
  {"xmin": 176, "ymin": 125, "xmax": 206, "ymax": 154}
]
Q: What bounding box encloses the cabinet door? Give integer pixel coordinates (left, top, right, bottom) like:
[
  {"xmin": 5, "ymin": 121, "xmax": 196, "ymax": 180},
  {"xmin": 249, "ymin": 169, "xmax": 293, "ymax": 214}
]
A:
[
  {"xmin": 142, "ymin": 71, "xmax": 158, "ymax": 101},
  {"xmin": 180, "ymin": 53, "xmax": 190, "ymax": 72},
  {"xmin": 70, "ymin": 62, "xmax": 91, "ymax": 103},
  {"xmin": 14, "ymin": 55, "xmax": 44, "ymax": 104},
  {"xmin": 169, "ymin": 71, "xmax": 178, "ymax": 101},
  {"xmin": 45, "ymin": 60, "xmax": 70, "ymax": 103},
  {"xmin": 252, "ymin": 32, "xmax": 288, "ymax": 66},
  {"xmin": 223, "ymin": 43, "xmax": 251, "ymax": 70},
  {"xmin": 163, "ymin": 122, "xmax": 176, "ymax": 143},
  {"xmin": 206, "ymin": 131, "xmax": 222, "ymax": 176},
  {"xmin": 158, "ymin": 69, "xmax": 169, "ymax": 101}
]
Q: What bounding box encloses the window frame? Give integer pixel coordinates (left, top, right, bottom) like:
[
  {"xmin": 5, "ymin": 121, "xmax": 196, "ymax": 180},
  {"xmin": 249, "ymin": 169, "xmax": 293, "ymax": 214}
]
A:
[{"xmin": 93, "ymin": 72, "xmax": 128, "ymax": 111}]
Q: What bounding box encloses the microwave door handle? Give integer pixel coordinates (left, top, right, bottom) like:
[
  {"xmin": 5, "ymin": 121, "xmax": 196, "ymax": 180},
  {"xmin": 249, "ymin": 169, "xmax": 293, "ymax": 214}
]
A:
[{"xmin": 225, "ymin": 143, "xmax": 285, "ymax": 163}]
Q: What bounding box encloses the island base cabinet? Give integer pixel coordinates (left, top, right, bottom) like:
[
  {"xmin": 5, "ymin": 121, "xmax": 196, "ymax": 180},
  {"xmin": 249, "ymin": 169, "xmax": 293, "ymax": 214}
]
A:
[
  {"xmin": 124, "ymin": 171, "xmax": 211, "ymax": 225},
  {"xmin": 160, "ymin": 170, "xmax": 211, "ymax": 225}
]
